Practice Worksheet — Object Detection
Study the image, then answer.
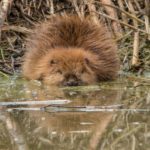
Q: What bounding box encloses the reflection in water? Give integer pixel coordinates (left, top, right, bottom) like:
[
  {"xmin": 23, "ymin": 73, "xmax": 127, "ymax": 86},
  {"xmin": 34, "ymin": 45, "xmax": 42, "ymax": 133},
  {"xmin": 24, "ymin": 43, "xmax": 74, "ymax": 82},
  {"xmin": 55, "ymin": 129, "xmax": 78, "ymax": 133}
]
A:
[{"xmin": 0, "ymin": 76, "xmax": 150, "ymax": 150}]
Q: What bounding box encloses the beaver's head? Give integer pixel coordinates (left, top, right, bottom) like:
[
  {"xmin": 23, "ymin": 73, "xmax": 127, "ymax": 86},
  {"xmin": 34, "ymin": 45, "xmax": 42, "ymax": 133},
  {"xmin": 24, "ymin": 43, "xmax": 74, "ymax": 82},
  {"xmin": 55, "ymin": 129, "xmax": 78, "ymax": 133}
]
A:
[{"xmin": 36, "ymin": 48, "xmax": 99, "ymax": 86}]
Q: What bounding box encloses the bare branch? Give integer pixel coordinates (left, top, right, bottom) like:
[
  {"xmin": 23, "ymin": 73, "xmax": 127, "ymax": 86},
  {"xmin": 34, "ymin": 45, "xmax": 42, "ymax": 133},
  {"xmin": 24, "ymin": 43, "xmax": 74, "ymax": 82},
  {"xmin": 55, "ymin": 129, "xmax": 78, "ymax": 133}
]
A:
[{"xmin": 0, "ymin": 0, "xmax": 13, "ymax": 40}]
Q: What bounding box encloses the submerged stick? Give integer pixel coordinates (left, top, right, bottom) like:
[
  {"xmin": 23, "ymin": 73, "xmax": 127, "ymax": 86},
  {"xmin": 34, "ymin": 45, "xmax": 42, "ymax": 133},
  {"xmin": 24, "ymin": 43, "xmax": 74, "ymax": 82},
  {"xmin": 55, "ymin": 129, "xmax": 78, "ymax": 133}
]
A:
[
  {"xmin": 43, "ymin": 105, "xmax": 150, "ymax": 113},
  {"xmin": 7, "ymin": 107, "xmax": 42, "ymax": 111},
  {"xmin": 0, "ymin": 100, "xmax": 71, "ymax": 106},
  {"xmin": 6, "ymin": 107, "xmax": 150, "ymax": 113},
  {"xmin": 4, "ymin": 113, "xmax": 29, "ymax": 150}
]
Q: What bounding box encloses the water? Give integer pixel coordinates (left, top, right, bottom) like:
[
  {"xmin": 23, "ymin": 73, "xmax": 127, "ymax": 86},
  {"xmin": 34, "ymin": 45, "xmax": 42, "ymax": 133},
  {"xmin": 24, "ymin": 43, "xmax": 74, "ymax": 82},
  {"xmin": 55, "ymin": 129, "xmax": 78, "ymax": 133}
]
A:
[{"xmin": 0, "ymin": 75, "xmax": 150, "ymax": 150}]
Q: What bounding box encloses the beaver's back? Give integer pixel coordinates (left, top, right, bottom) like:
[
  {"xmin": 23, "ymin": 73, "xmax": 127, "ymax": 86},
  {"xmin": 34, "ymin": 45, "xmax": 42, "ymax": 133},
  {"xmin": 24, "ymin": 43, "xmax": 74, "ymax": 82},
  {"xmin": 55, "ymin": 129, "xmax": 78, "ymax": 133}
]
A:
[{"xmin": 26, "ymin": 15, "xmax": 116, "ymax": 56}]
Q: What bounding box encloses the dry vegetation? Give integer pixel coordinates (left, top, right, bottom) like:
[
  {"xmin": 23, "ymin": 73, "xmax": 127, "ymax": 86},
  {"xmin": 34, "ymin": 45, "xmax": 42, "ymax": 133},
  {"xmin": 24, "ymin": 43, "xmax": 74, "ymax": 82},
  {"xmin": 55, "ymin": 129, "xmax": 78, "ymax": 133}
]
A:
[{"xmin": 0, "ymin": 0, "xmax": 150, "ymax": 76}]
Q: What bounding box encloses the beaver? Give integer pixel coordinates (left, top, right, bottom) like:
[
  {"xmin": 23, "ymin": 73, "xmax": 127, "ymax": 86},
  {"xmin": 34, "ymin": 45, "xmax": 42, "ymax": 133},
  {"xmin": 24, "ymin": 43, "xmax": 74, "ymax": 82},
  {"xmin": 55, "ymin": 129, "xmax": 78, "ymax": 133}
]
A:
[{"xmin": 22, "ymin": 15, "xmax": 119, "ymax": 86}]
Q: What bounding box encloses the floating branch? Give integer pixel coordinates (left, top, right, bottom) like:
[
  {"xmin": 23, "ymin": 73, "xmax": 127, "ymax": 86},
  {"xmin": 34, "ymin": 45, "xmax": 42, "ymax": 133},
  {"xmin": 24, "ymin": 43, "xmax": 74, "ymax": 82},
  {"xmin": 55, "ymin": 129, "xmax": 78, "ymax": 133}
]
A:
[
  {"xmin": 43, "ymin": 105, "xmax": 150, "ymax": 113},
  {"xmin": 0, "ymin": 99, "xmax": 71, "ymax": 106},
  {"xmin": 7, "ymin": 107, "xmax": 42, "ymax": 111},
  {"xmin": 7, "ymin": 106, "xmax": 150, "ymax": 113}
]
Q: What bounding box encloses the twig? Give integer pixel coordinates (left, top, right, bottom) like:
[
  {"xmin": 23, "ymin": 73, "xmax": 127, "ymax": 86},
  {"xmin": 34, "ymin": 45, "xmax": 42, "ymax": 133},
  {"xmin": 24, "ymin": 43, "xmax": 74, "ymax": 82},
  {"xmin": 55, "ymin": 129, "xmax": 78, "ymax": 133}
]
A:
[
  {"xmin": 87, "ymin": 0, "xmax": 99, "ymax": 24},
  {"xmin": 144, "ymin": 15, "xmax": 150, "ymax": 40},
  {"xmin": 127, "ymin": 76, "xmax": 150, "ymax": 82},
  {"xmin": 144, "ymin": 0, "xmax": 150, "ymax": 40},
  {"xmin": 0, "ymin": 68, "xmax": 13, "ymax": 75},
  {"xmin": 118, "ymin": 0, "xmax": 128, "ymax": 30},
  {"xmin": 100, "ymin": 0, "xmax": 122, "ymax": 37},
  {"xmin": 94, "ymin": 11, "xmax": 149, "ymax": 35},
  {"xmin": 2, "ymin": 25, "xmax": 32, "ymax": 34},
  {"xmin": 50, "ymin": 0, "xmax": 54, "ymax": 14},
  {"xmin": 132, "ymin": 31, "xmax": 140, "ymax": 66},
  {"xmin": 95, "ymin": 1, "xmax": 145, "ymax": 24},
  {"xmin": 0, "ymin": 0, "xmax": 13, "ymax": 40},
  {"xmin": 0, "ymin": 47, "xmax": 5, "ymax": 62},
  {"xmin": 131, "ymin": 135, "xmax": 136, "ymax": 150},
  {"xmin": 111, "ymin": 125, "xmax": 142, "ymax": 148},
  {"xmin": 128, "ymin": 1, "xmax": 140, "ymax": 66},
  {"xmin": 115, "ymin": 30, "xmax": 133, "ymax": 42},
  {"xmin": 72, "ymin": 0, "xmax": 83, "ymax": 19},
  {"xmin": 0, "ymin": 70, "xmax": 9, "ymax": 77}
]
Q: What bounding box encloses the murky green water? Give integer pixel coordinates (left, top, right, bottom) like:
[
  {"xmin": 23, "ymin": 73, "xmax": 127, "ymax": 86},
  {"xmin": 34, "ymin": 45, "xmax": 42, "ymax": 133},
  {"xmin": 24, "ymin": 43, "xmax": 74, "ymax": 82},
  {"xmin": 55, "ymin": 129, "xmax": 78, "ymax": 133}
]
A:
[{"xmin": 0, "ymin": 75, "xmax": 150, "ymax": 150}]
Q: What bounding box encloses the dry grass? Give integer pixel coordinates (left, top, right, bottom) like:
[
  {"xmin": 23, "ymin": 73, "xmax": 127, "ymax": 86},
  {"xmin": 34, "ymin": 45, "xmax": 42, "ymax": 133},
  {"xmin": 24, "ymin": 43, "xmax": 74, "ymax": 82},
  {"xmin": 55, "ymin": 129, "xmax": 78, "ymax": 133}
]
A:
[{"xmin": 0, "ymin": 0, "xmax": 149, "ymax": 75}]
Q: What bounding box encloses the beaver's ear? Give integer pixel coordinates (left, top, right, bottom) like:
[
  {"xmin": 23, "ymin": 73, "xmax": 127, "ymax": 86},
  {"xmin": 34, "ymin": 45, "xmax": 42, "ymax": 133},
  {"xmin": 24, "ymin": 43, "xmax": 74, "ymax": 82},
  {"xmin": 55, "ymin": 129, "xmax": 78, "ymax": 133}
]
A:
[{"xmin": 84, "ymin": 56, "xmax": 99, "ymax": 70}]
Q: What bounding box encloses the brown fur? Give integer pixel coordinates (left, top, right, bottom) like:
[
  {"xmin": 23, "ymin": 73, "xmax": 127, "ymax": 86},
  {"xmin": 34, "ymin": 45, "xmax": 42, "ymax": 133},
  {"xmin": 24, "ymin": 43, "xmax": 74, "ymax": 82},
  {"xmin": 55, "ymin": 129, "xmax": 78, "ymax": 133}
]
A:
[{"xmin": 22, "ymin": 15, "xmax": 119, "ymax": 86}]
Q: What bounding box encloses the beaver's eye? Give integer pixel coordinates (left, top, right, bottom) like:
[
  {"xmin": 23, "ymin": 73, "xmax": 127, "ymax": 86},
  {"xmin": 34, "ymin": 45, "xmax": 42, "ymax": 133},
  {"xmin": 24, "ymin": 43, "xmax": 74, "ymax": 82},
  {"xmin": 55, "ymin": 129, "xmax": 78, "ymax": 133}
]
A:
[
  {"xmin": 81, "ymin": 69, "xmax": 86, "ymax": 74},
  {"xmin": 57, "ymin": 70, "xmax": 62, "ymax": 74},
  {"xmin": 50, "ymin": 59, "xmax": 57, "ymax": 65}
]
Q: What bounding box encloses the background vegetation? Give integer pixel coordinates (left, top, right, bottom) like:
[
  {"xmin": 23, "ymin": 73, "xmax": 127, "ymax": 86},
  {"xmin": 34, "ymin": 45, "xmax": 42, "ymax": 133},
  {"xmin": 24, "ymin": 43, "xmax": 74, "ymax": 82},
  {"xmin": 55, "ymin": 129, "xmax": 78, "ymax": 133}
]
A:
[{"xmin": 0, "ymin": 0, "xmax": 149, "ymax": 76}]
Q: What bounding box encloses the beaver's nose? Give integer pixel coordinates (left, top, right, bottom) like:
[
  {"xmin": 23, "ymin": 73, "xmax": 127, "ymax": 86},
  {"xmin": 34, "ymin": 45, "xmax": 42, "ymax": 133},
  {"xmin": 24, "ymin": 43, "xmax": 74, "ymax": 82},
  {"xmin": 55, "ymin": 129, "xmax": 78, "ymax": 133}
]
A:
[
  {"xmin": 64, "ymin": 74, "xmax": 81, "ymax": 86},
  {"xmin": 65, "ymin": 80, "xmax": 79, "ymax": 86}
]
